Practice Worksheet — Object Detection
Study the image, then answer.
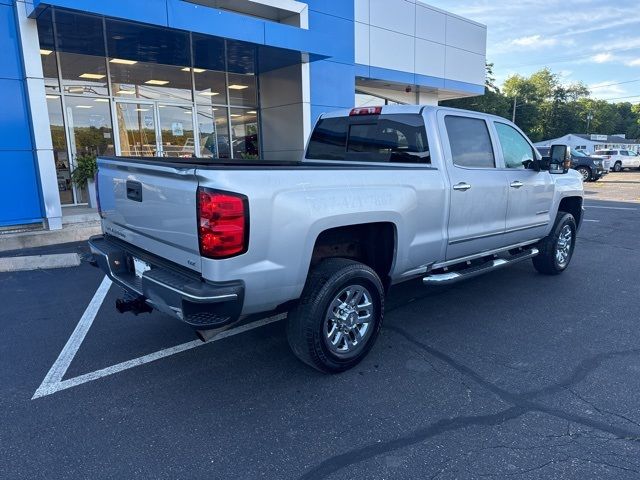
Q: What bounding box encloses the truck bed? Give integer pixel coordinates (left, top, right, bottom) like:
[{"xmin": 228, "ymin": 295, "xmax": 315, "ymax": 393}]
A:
[{"xmin": 101, "ymin": 156, "xmax": 436, "ymax": 170}]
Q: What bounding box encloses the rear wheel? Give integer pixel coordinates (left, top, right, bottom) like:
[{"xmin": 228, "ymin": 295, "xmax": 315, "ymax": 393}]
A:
[
  {"xmin": 613, "ymin": 161, "xmax": 622, "ymax": 172},
  {"xmin": 576, "ymin": 166, "xmax": 591, "ymax": 182},
  {"xmin": 532, "ymin": 212, "xmax": 577, "ymax": 275},
  {"xmin": 287, "ymin": 258, "xmax": 384, "ymax": 373}
]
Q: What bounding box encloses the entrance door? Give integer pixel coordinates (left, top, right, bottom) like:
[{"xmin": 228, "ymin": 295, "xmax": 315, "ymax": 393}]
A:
[
  {"xmin": 115, "ymin": 102, "xmax": 196, "ymax": 158},
  {"xmin": 156, "ymin": 104, "xmax": 196, "ymax": 158},
  {"xmin": 115, "ymin": 101, "xmax": 158, "ymax": 157}
]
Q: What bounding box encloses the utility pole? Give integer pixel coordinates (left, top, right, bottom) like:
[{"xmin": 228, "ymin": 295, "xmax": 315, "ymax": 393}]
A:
[
  {"xmin": 586, "ymin": 111, "xmax": 593, "ymax": 134},
  {"xmin": 512, "ymin": 97, "xmax": 518, "ymax": 123}
]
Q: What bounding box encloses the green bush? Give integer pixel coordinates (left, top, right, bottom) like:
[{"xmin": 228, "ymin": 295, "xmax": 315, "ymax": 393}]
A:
[{"xmin": 71, "ymin": 154, "xmax": 97, "ymax": 187}]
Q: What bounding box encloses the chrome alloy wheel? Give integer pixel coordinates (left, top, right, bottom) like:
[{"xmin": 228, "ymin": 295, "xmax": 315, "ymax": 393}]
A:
[
  {"xmin": 324, "ymin": 285, "xmax": 374, "ymax": 357},
  {"xmin": 555, "ymin": 224, "xmax": 573, "ymax": 268}
]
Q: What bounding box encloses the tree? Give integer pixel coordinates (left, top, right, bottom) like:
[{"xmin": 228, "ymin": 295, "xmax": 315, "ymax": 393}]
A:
[{"xmin": 443, "ymin": 65, "xmax": 640, "ymax": 141}]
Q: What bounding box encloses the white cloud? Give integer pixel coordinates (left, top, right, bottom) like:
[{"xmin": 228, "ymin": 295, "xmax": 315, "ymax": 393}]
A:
[
  {"xmin": 591, "ymin": 53, "xmax": 613, "ymax": 63},
  {"xmin": 511, "ymin": 34, "xmax": 558, "ymax": 48},
  {"xmin": 626, "ymin": 58, "xmax": 640, "ymax": 67}
]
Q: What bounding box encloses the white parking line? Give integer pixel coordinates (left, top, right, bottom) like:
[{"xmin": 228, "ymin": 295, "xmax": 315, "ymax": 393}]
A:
[
  {"xmin": 33, "ymin": 276, "xmax": 112, "ymax": 399},
  {"xmin": 583, "ymin": 219, "xmax": 600, "ymax": 223},
  {"xmin": 32, "ymin": 276, "xmax": 286, "ymax": 399}
]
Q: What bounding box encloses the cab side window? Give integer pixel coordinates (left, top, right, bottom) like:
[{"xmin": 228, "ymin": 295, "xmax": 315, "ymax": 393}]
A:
[
  {"xmin": 494, "ymin": 122, "xmax": 535, "ymax": 169},
  {"xmin": 445, "ymin": 116, "xmax": 495, "ymax": 168}
]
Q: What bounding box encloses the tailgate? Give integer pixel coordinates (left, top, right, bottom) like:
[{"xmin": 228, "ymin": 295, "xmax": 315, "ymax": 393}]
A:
[{"xmin": 97, "ymin": 157, "xmax": 202, "ymax": 273}]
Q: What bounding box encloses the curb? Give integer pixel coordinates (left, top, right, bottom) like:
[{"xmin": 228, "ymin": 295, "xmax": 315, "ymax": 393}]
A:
[
  {"xmin": 0, "ymin": 222, "xmax": 101, "ymax": 253},
  {"xmin": 0, "ymin": 253, "xmax": 81, "ymax": 272}
]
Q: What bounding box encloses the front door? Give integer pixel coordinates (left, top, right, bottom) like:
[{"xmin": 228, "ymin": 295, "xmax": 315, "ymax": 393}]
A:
[
  {"xmin": 115, "ymin": 101, "xmax": 196, "ymax": 158},
  {"xmin": 492, "ymin": 121, "xmax": 554, "ymax": 245},
  {"xmin": 440, "ymin": 112, "xmax": 509, "ymax": 260}
]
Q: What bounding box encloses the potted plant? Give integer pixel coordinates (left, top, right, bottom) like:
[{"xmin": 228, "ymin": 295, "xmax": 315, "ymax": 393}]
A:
[{"xmin": 71, "ymin": 154, "xmax": 98, "ymax": 208}]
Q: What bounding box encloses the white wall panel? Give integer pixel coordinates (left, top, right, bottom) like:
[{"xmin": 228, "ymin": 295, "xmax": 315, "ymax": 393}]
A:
[
  {"xmin": 355, "ymin": 22, "xmax": 370, "ymax": 65},
  {"xmin": 444, "ymin": 47, "xmax": 485, "ymax": 85},
  {"xmin": 370, "ymin": 27, "xmax": 414, "ymax": 72},
  {"xmin": 415, "ymin": 4, "xmax": 445, "ymax": 43},
  {"xmin": 415, "ymin": 38, "xmax": 445, "ymax": 78},
  {"xmin": 354, "ymin": 0, "xmax": 369, "ymax": 24},
  {"xmin": 369, "ymin": 0, "xmax": 415, "ymax": 34},
  {"xmin": 445, "ymin": 15, "xmax": 486, "ymax": 55}
]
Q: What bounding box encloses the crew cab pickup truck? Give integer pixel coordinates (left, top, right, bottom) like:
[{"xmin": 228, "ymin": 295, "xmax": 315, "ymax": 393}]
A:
[{"xmin": 89, "ymin": 105, "xmax": 584, "ymax": 373}]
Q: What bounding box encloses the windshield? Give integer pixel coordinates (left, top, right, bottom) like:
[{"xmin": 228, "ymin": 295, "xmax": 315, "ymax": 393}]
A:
[{"xmin": 572, "ymin": 149, "xmax": 587, "ymax": 157}]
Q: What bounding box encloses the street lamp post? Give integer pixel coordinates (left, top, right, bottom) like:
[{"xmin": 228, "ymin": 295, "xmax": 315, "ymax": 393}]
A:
[{"xmin": 586, "ymin": 111, "xmax": 593, "ymax": 134}]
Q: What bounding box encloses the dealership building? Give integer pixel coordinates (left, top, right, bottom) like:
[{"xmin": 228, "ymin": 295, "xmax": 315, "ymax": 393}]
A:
[{"xmin": 0, "ymin": 0, "xmax": 486, "ymax": 230}]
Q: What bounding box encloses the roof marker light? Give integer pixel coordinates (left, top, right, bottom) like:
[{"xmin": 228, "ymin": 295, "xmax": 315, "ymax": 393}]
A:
[{"xmin": 350, "ymin": 106, "xmax": 382, "ymax": 116}]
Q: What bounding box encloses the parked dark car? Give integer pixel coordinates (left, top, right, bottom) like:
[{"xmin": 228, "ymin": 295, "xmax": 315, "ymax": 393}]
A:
[{"xmin": 536, "ymin": 146, "xmax": 607, "ymax": 182}]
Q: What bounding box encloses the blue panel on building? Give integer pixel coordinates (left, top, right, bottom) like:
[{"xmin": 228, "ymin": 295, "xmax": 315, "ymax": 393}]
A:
[
  {"xmin": 310, "ymin": 60, "xmax": 355, "ymax": 108},
  {"xmin": 0, "ymin": 3, "xmax": 24, "ymax": 80},
  {"xmin": 0, "ymin": 151, "xmax": 43, "ymax": 226},
  {"xmin": 0, "ymin": 78, "xmax": 33, "ymax": 151},
  {"xmin": 308, "ymin": 11, "xmax": 354, "ymax": 65},
  {"xmin": 167, "ymin": 1, "xmax": 266, "ymax": 45}
]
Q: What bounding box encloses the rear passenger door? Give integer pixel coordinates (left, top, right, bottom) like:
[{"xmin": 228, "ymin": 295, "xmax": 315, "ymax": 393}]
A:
[
  {"xmin": 440, "ymin": 113, "xmax": 509, "ymax": 260},
  {"xmin": 493, "ymin": 121, "xmax": 554, "ymax": 245}
]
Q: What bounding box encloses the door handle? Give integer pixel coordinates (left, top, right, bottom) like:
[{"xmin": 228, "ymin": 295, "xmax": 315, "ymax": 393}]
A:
[
  {"xmin": 453, "ymin": 182, "xmax": 471, "ymax": 191},
  {"xmin": 510, "ymin": 181, "xmax": 524, "ymax": 189}
]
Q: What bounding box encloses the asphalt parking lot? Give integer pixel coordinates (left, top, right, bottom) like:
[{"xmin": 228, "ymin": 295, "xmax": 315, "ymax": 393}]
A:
[{"xmin": 1, "ymin": 173, "xmax": 640, "ymax": 479}]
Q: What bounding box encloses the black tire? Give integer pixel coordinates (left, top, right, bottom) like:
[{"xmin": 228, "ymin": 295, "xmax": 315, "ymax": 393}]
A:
[
  {"xmin": 576, "ymin": 166, "xmax": 591, "ymax": 182},
  {"xmin": 613, "ymin": 161, "xmax": 622, "ymax": 172},
  {"xmin": 286, "ymin": 258, "xmax": 384, "ymax": 373},
  {"xmin": 532, "ymin": 212, "xmax": 577, "ymax": 275}
]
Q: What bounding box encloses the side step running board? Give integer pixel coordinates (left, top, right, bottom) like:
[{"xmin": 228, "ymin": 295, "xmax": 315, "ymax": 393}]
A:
[{"xmin": 423, "ymin": 248, "xmax": 539, "ymax": 286}]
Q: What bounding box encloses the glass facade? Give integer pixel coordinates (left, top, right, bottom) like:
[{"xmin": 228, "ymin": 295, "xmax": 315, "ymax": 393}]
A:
[{"xmin": 37, "ymin": 11, "xmax": 261, "ymax": 205}]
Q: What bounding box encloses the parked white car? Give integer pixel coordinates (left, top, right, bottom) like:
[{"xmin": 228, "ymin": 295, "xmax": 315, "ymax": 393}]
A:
[{"xmin": 593, "ymin": 149, "xmax": 640, "ymax": 172}]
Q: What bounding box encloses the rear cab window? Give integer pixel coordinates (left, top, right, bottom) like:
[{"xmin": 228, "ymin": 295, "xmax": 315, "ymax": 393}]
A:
[
  {"xmin": 305, "ymin": 113, "xmax": 430, "ymax": 164},
  {"xmin": 444, "ymin": 115, "xmax": 495, "ymax": 168}
]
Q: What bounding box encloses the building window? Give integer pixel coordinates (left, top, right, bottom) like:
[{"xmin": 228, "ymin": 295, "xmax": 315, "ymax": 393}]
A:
[
  {"xmin": 44, "ymin": 95, "xmax": 73, "ymax": 205},
  {"xmin": 355, "ymin": 91, "xmax": 403, "ymax": 108},
  {"xmin": 36, "ymin": 12, "xmax": 263, "ymax": 205}
]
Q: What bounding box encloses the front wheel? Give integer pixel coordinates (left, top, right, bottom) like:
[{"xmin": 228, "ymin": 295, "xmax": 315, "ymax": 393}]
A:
[
  {"xmin": 287, "ymin": 258, "xmax": 384, "ymax": 373},
  {"xmin": 613, "ymin": 161, "xmax": 622, "ymax": 172},
  {"xmin": 576, "ymin": 166, "xmax": 591, "ymax": 182},
  {"xmin": 532, "ymin": 212, "xmax": 577, "ymax": 275}
]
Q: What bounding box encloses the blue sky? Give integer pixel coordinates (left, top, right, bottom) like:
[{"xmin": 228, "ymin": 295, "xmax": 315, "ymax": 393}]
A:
[{"xmin": 426, "ymin": 0, "xmax": 640, "ymax": 103}]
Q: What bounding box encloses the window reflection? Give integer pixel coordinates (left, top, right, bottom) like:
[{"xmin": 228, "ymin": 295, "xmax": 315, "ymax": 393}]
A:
[
  {"xmin": 230, "ymin": 108, "xmax": 259, "ymax": 159},
  {"xmin": 59, "ymin": 52, "xmax": 108, "ymax": 96},
  {"xmin": 64, "ymin": 96, "xmax": 114, "ymax": 202},
  {"xmin": 45, "ymin": 96, "xmax": 73, "ymax": 205},
  {"xmin": 194, "ymin": 70, "xmax": 227, "ymax": 103},
  {"xmin": 110, "ymin": 61, "xmax": 193, "ymax": 101},
  {"xmin": 198, "ymin": 106, "xmax": 230, "ymax": 158},
  {"xmin": 157, "ymin": 104, "xmax": 195, "ymax": 157},
  {"xmin": 228, "ymin": 73, "xmax": 258, "ymax": 107}
]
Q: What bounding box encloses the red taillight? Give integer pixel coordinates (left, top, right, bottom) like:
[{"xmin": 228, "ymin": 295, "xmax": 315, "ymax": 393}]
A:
[
  {"xmin": 197, "ymin": 188, "xmax": 248, "ymax": 259},
  {"xmin": 350, "ymin": 106, "xmax": 382, "ymax": 116}
]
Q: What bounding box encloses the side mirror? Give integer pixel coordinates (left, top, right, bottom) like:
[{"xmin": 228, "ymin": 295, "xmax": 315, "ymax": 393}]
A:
[{"xmin": 549, "ymin": 144, "xmax": 571, "ymax": 174}]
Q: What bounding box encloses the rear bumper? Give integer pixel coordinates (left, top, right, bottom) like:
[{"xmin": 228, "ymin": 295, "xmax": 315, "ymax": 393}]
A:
[{"xmin": 88, "ymin": 235, "xmax": 244, "ymax": 330}]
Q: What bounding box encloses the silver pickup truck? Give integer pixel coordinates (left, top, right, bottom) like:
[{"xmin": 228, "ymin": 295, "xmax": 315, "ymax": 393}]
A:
[{"xmin": 89, "ymin": 105, "xmax": 583, "ymax": 373}]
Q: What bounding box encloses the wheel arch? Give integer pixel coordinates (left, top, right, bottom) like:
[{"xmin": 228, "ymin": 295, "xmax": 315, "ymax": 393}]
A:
[
  {"xmin": 307, "ymin": 222, "xmax": 398, "ymax": 291},
  {"xmin": 558, "ymin": 196, "xmax": 584, "ymax": 228}
]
